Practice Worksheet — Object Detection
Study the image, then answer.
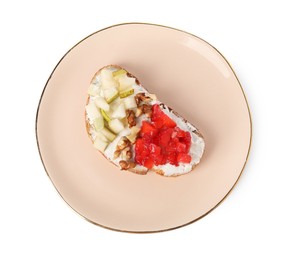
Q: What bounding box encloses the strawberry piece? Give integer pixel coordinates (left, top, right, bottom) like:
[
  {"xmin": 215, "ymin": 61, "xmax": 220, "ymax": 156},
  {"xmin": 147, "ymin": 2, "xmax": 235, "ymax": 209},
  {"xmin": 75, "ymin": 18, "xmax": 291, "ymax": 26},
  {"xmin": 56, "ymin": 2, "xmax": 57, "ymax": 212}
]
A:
[
  {"xmin": 149, "ymin": 143, "xmax": 161, "ymax": 156},
  {"xmin": 172, "ymin": 137, "xmax": 179, "ymax": 143},
  {"xmin": 135, "ymin": 138, "xmax": 144, "ymax": 152},
  {"xmin": 143, "ymin": 158, "xmax": 154, "ymax": 169},
  {"xmin": 176, "ymin": 142, "xmax": 187, "ymax": 153},
  {"xmin": 153, "ymin": 154, "xmax": 163, "ymax": 165},
  {"xmin": 152, "ymin": 104, "xmax": 176, "ymax": 128},
  {"xmin": 140, "ymin": 121, "xmax": 157, "ymax": 136},
  {"xmin": 152, "ymin": 120, "xmax": 164, "ymax": 129},
  {"xmin": 160, "ymin": 134, "xmax": 170, "ymax": 147},
  {"xmin": 177, "ymin": 153, "xmax": 192, "ymax": 163},
  {"xmin": 159, "ymin": 128, "xmax": 173, "ymax": 147},
  {"xmin": 151, "ymin": 104, "xmax": 162, "ymax": 121},
  {"xmin": 183, "ymin": 132, "xmax": 192, "ymax": 152},
  {"xmin": 162, "ymin": 114, "xmax": 176, "ymax": 128},
  {"xmin": 142, "ymin": 133, "xmax": 153, "ymax": 143},
  {"xmin": 165, "ymin": 142, "xmax": 177, "ymax": 153},
  {"xmin": 167, "ymin": 152, "xmax": 178, "ymax": 166},
  {"xmin": 175, "ymin": 127, "xmax": 186, "ymax": 138},
  {"xmin": 140, "ymin": 150, "xmax": 150, "ymax": 157}
]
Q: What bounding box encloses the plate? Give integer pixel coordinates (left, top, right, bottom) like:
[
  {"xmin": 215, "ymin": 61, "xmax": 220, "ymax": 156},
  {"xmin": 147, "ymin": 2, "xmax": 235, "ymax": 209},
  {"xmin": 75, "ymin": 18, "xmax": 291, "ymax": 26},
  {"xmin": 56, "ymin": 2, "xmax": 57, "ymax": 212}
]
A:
[{"xmin": 36, "ymin": 23, "xmax": 251, "ymax": 233}]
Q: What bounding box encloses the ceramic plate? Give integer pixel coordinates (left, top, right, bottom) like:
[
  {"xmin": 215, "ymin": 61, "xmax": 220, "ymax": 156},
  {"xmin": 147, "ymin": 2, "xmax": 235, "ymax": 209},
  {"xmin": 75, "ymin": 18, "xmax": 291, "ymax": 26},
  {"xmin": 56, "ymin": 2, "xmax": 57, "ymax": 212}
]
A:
[{"xmin": 36, "ymin": 23, "xmax": 251, "ymax": 233}]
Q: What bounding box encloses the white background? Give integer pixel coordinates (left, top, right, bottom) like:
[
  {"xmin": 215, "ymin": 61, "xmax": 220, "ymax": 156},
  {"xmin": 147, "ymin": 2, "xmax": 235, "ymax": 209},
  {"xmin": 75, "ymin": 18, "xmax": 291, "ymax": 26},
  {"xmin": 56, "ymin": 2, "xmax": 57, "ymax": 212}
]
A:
[{"xmin": 1, "ymin": 0, "xmax": 290, "ymax": 259}]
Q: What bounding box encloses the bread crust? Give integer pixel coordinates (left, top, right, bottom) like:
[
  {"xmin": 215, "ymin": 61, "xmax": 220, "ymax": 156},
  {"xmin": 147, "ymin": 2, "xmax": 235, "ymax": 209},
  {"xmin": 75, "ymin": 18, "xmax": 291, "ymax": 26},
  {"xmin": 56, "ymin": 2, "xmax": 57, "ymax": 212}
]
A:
[{"xmin": 85, "ymin": 65, "xmax": 204, "ymax": 176}]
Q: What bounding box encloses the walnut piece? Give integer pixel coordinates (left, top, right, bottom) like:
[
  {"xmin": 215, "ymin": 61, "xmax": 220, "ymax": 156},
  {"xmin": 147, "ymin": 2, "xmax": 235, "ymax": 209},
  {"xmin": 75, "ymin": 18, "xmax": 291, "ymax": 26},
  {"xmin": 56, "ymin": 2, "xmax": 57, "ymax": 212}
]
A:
[
  {"xmin": 121, "ymin": 147, "xmax": 132, "ymax": 160},
  {"xmin": 135, "ymin": 106, "xmax": 143, "ymax": 117},
  {"xmin": 126, "ymin": 109, "xmax": 136, "ymax": 128},
  {"xmin": 113, "ymin": 137, "xmax": 131, "ymax": 159},
  {"xmin": 117, "ymin": 137, "xmax": 130, "ymax": 150},
  {"xmin": 135, "ymin": 104, "xmax": 152, "ymax": 118},
  {"xmin": 113, "ymin": 150, "xmax": 121, "ymax": 159},
  {"xmin": 119, "ymin": 160, "xmax": 136, "ymax": 170},
  {"xmin": 135, "ymin": 93, "xmax": 152, "ymax": 106},
  {"xmin": 141, "ymin": 104, "xmax": 152, "ymax": 118},
  {"xmin": 125, "ymin": 149, "xmax": 133, "ymax": 160}
]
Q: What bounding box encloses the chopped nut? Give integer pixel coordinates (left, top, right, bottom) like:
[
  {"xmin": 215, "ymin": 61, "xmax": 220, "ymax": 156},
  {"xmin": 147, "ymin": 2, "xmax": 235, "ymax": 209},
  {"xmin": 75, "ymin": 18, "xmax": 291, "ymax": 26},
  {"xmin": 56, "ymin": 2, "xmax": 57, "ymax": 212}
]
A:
[
  {"xmin": 113, "ymin": 150, "xmax": 121, "ymax": 159},
  {"xmin": 142, "ymin": 95, "xmax": 152, "ymax": 102},
  {"xmin": 135, "ymin": 93, "xmax": 152, "ymax": 105},
  {"xmin": 148, "ymin": 94, "xmax": 157, "ymax": 100},
  {"xmin": 135, "ymin": 106, "xmax": 143, "ymax": 117},
  {"xmin": 136, "ymin": 104, "xmax": 152, "ymax": 118},
  {"xmin": 117, "ymin": 137, "xmax": 130, "ymax": 150},
  {"xmin": 125, "ymin": 149, "xmax": 133, "ymax": 160},
  {"xmin": 119, "ymin": 160, "xmax": 128, "ymax": 170},
  {"xmin": 114, "ymin": 137, "xmax": 131, "ymax": 159},
  {"xmin": 120, "ymin": 147, "xmax": 129, "ymax": 159},
  {"xmin": 135, "ymin": 93, "xmax": 144, "ymax": 106},
  {"xmin": 128, "ymin": 161, "xmax": 136, "ymax": 169},
  {"xmin": 119, "ymin": 160, "xmax": 136, "ymax": 170},
  {"xmin": 121, "ymin": 147, "xmax": 132, "ymax": 160},
  {"xmin": 142, "ymin": 104, "xmax": 152, "ymax": 115},
  {"xmin": 145, "ymin": 110, "xmax": 152, "ymax": 118},
  {"xmin": 126, "ymin": 109, "xmax": 136, "ymax": 128}
]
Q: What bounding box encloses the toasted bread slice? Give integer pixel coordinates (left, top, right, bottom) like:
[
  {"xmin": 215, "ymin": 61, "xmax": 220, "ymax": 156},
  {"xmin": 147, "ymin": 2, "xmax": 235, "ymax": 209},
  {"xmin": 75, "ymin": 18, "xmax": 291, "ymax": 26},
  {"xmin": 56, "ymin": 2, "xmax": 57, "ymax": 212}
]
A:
[{"xmin": 85, "ymin": 65, "xmax": 205, "ymax": 176}]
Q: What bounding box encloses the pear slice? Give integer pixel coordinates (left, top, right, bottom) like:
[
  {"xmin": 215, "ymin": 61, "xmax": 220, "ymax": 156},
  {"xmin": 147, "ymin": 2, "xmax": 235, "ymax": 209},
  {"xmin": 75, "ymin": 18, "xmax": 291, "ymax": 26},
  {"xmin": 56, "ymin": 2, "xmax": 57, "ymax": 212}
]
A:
[
  {"xmin": 101, "ymin": 109, "xmax": 111, "ymax": 122},
  {"xmin": 118, "ymin": 75, "xmax": 136, "ymax": 91},
  {"xmin": 100, "ymin": 69, "xmax": 113, "ymax": 80},
  {"xmin": 94, "ymin": 131, "xmax": 108, "ymax": 142},
  {"xmin": 95, "ymin": 97, "xmax": 110, "ymax": 111},
  {"xmin": 113, "ymin": 69, "xmax": 127, "ymax": 80},
  {"xmin": 101, "ymin": 79, "xmax": 119, "ymax": 90},
  {"xmin": 108, "ymin": 119, "xmax": 124, "ymax": 134},
  {"xmin": 111, "ymin": 103, "xmax": 126, "ymax": 119},
  {"xmin": 100, "ymin": 68, "xmax": 113, "ymax": 80},
  {"xmin": 100, "ymin": 69, "xmax": 118, "ymax": 89},
  {"xmin": 93, "ymin": 117, "xmax": 104, "ymax": 131},
  {"xmin": 100, "ymin": 127, "xmax": 116, "ymax": 142},
  {"xmin": 93, "ymin": 138, "xmax": 108, "ymax": 152},
  {"xmin": 119, "ymin": 88, "xmax": 134, "ymax": 98},
  {"xmin": 110, "ymin": 97, "xmax": 122, "ymax": 111},
  {"xmin": 85, "ymin": 102, "xmax": 101, "ymax": 121},
  {"xmin": 103, "ymin": 88, "xmax": 119, "ymax": 103},
  {"xmin": 123, "ymin": 95, "xmax": 137, "ymax": 109},
  {"xmin": 88, "ymin": 83, "xmax": 100, "ymax": 96}
]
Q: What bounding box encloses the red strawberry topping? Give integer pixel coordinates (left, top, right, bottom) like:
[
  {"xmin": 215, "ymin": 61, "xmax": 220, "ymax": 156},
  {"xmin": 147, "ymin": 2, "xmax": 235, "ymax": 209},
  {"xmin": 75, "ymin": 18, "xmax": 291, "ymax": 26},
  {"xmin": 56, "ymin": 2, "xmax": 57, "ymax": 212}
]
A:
[{"xmin": 134, "ymin": 104, "xmax": 192, "ymax": 169}]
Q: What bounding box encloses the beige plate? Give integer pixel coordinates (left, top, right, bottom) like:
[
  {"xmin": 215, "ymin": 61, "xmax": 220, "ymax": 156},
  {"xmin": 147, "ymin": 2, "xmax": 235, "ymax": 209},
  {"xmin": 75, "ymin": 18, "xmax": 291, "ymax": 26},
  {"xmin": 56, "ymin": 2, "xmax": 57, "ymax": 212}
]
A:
[{"xmin": 36, "ymin": 23, "xmax": 251, "ymax": 233}]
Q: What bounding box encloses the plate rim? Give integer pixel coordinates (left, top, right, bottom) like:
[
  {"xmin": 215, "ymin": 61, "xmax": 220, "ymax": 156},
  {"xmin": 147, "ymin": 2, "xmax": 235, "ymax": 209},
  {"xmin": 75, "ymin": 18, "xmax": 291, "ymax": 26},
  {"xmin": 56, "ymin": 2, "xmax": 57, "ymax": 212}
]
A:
[{"xmin": 35, "ymin": 22, "xmax": 252, "ymax": 233}]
